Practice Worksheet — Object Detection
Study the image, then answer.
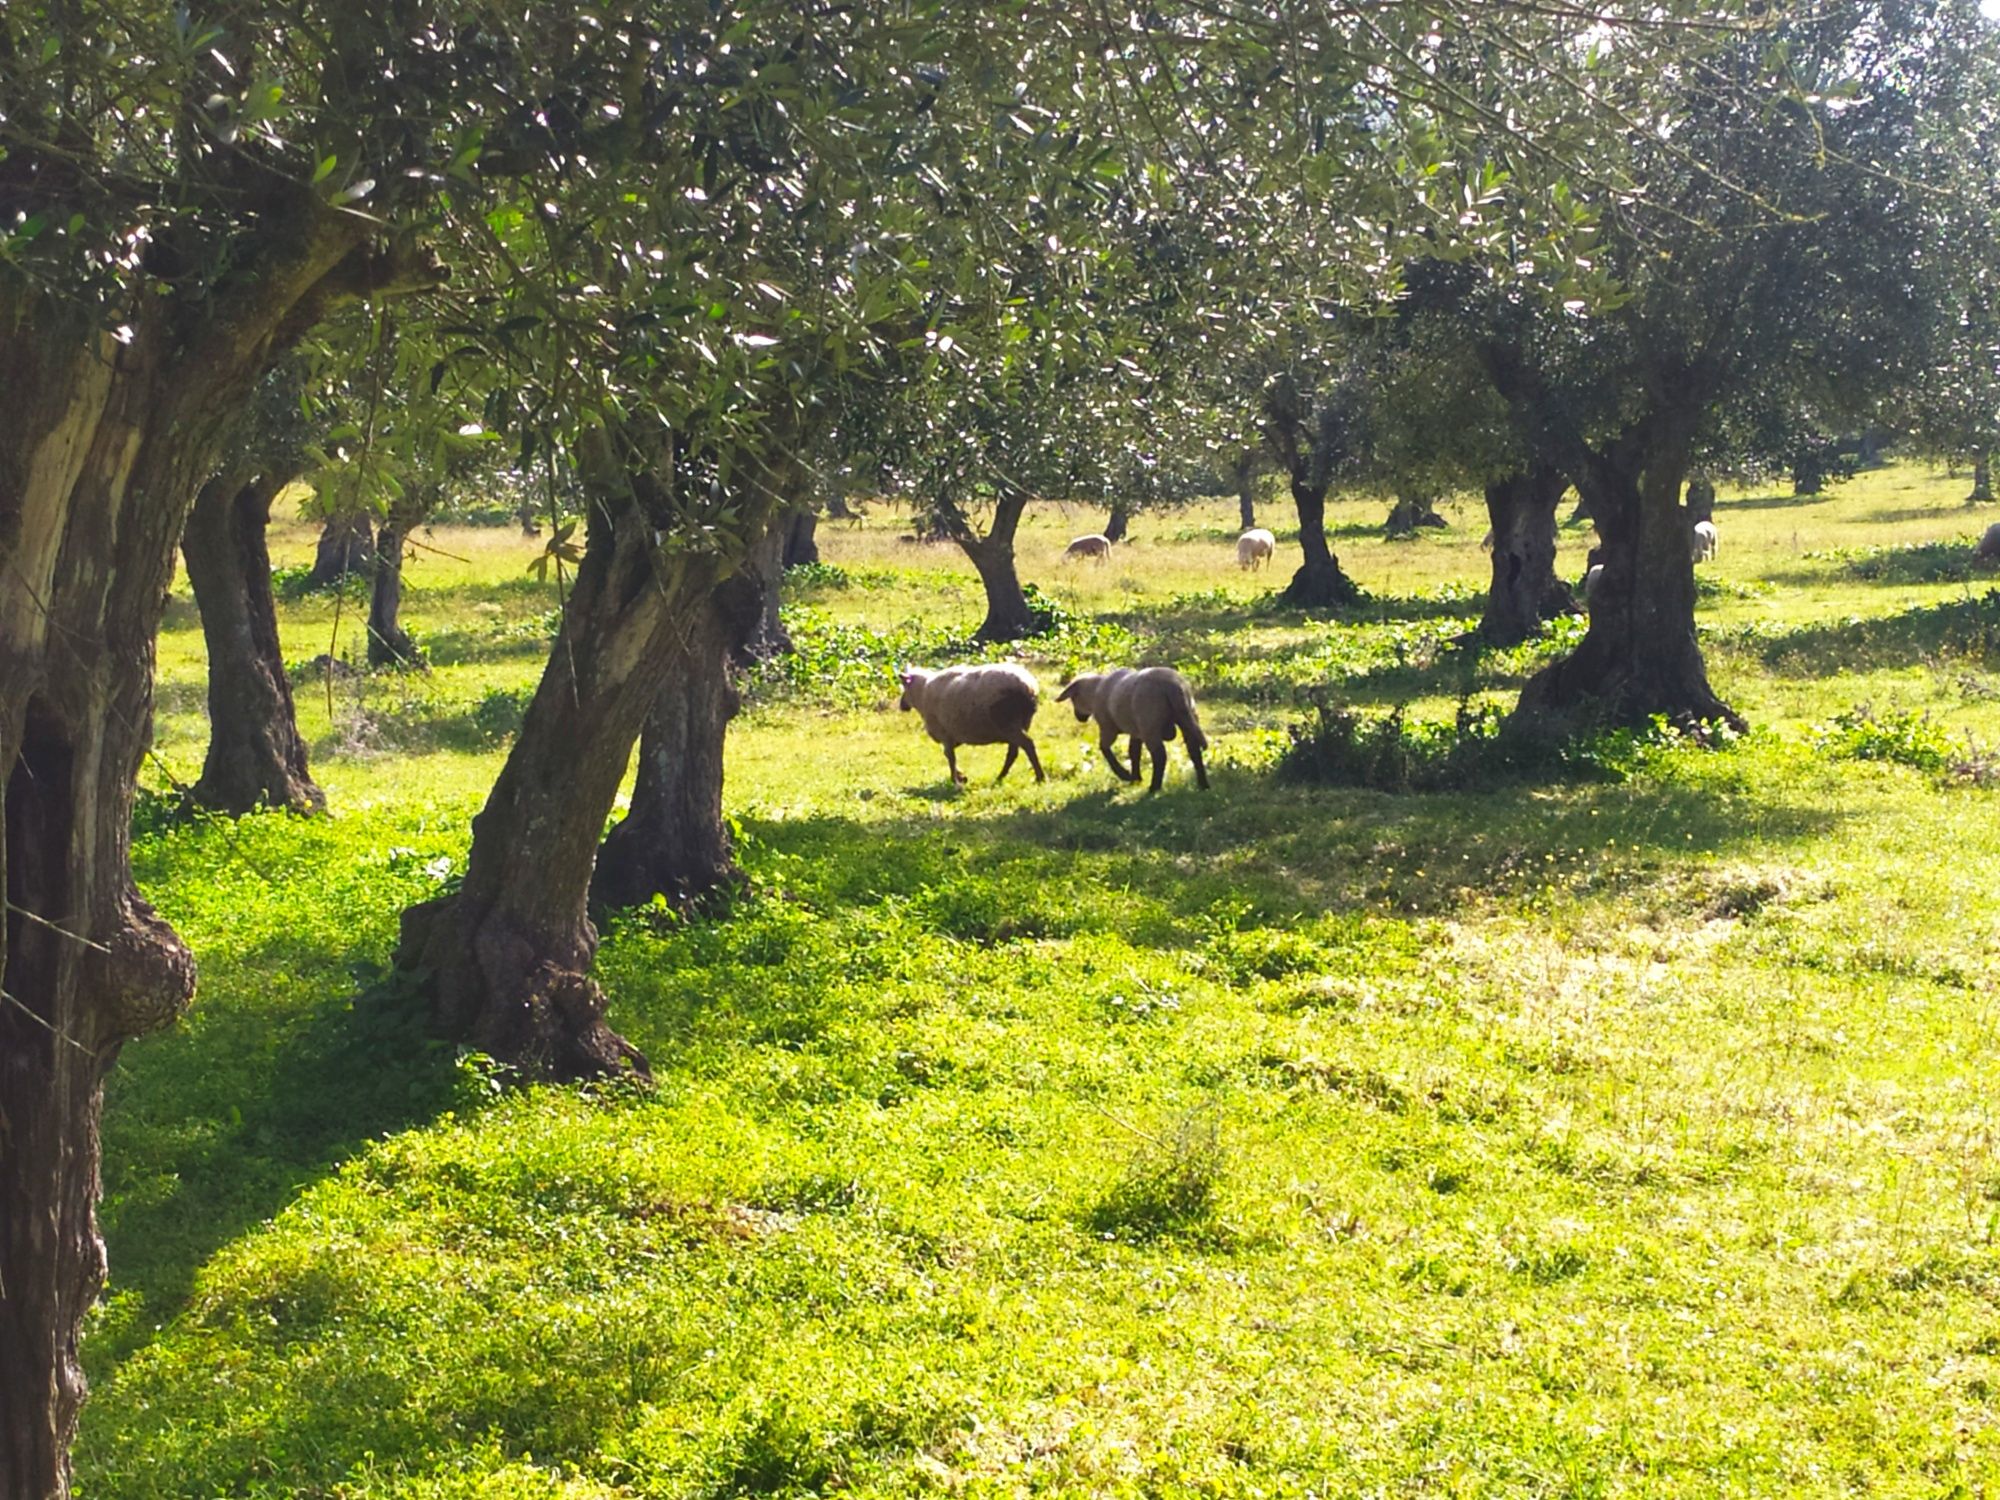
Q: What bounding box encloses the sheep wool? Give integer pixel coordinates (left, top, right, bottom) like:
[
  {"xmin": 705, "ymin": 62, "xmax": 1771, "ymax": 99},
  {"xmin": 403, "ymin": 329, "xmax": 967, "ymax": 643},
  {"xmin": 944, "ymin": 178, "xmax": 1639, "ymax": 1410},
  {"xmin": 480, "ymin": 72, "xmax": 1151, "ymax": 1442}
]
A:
[
  {"xmin": 1236, "ymin": 528, "xmax": 1276, "ymax": 570},
  {"xmin": 1057, "ymin": 666, "xmax": 1209, "ymax": 792},
  {"xmin": 897, "ymin": 664, "xmax": 1045, "ymax": 786}
]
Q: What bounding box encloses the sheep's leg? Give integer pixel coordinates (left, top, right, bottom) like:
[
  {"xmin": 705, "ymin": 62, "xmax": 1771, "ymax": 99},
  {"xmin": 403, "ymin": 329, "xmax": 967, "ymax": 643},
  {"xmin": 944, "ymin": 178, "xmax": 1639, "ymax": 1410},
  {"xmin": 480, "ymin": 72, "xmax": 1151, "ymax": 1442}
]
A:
[
  {"xmin": 1098, "ymin": 726, "xmax": 1135, "ymax": 781},
  {"xmin": 1187, "ymin": 737, "xmax": 1210, "ymax": 791},
  {"xmin": 1146, "ymin": 739, "xmax": 1168, "ymax": 792},
  {"xmin": 945, "ymin": 744, "xmax": 966, "ymax": 785},
  {"xmin": 996, "ymin": 743, "xmax": 1020, "ymax": 783},
  {"xmin": 1020, "ymin": 734, "xmax": 1045, "ymax": 783},
  {"xmin": 1127, "ymin": 735, "xmax": 1143, "ymax": 777}
]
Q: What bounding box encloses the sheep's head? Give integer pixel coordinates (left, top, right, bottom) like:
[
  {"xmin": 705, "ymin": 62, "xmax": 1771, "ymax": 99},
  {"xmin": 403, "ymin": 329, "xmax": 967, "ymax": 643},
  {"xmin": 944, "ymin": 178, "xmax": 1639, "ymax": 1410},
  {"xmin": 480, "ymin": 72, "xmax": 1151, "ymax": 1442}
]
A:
[
  {"xmin": 896, "ymin": 668, "xmax": 928, "ymax": 712},
  {"xmin": 1055, "ymin": 674, "xmax": 1100, "ymax": 722}
]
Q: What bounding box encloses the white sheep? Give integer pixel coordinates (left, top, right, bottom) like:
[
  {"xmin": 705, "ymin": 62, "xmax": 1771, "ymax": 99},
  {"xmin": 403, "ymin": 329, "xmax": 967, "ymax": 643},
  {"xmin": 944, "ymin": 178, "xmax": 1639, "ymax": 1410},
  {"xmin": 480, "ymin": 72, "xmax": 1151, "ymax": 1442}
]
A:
[
  {"xmin": 1583, "ymin": 563, "xmax": 1605, "ymax": 603},
  {"xmin": 1979, "ymin": 522, "xmax": 2000, "ymax": 561},
  {"xmin": 1692, "ymin": 519, "xmax": 1718, "ymax": 562},
  {"xmin": 897, "ymin": 664, "xmax": 1044, "ymax": 785},
  {"xmin": 1236, "ymin": 528, "xmax": 1276, "ymax": 570},
  {"xmin": 1064, "ymin": 533, "xmax": 1112, "ymax": 561},
  {"xmin": 1056, "ymin": 667, "xmax": 1209, "ymax": 792}
]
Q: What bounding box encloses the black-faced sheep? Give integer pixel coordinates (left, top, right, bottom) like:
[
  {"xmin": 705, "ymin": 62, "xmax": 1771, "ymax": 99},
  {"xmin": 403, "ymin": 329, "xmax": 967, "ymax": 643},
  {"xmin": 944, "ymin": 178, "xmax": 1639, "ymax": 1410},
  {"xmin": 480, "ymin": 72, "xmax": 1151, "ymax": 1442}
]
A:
[
  {"xmin": 897, "ymin": 664, "xmax": 1045, "ymax": 785},
  {"xmin": 1056, "ymin": 667, "xmax": 1209, "ymax": 792},
  {"xmin": 1236, "ymin": 528, "xmax": 1276, "ymax": 570}
]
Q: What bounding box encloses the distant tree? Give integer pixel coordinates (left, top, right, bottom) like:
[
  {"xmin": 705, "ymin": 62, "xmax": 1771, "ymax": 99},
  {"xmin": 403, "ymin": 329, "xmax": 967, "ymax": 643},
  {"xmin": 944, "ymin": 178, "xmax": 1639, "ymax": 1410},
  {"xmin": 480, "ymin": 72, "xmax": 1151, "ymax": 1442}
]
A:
[{"xmin": 182, "ymin": 367, "xmax": 325, "ymax": 816}]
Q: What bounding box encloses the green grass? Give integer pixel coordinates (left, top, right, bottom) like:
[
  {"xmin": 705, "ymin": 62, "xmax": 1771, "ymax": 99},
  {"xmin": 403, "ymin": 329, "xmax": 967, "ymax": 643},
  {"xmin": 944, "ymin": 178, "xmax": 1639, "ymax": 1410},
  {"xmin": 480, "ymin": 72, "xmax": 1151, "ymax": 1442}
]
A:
[{"xmin": 78, "ymin": 465, "xmax": 2000, "ymax": 1496}]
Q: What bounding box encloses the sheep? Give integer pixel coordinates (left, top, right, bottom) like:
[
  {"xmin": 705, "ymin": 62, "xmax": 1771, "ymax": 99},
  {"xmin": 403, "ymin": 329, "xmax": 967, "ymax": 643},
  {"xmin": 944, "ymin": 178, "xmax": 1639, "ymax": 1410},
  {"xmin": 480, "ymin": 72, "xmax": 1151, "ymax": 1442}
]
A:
[
  {"xmin": 1236, "ymin": 528, "xmax": 1276, "ymax": 570},
  {"xmin": 1583, "ymin": 563, "xmax": 1605, "ymax": 603},
  {"xmin": 1979, "ymin": 522, "xmax": 2000, "ymax": 562},
  {"xmin": 1692, "ymin": 519, "xmax": 1719, "ymax": 562},
  {"xmin": 1056, "ymin": 667, "xmax": 1209, "ymax": 792},
  {"xmin": 897, "ymin": 663, "xmax": 1044, "ymax": 786},
  {"xmin": 1064, "ymin": 533, "xmax": 1112, "ymax": 562}
]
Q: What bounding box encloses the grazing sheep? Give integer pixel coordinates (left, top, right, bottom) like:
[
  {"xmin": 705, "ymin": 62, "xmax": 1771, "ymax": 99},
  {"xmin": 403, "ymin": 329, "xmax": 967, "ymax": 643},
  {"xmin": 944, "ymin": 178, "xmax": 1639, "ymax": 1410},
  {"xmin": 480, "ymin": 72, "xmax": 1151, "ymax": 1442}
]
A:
[
  {"xmin": 1056, "ymin": 667, "xmax": 1209, "ymax": 792},
  {"xmin": 897, "ymin": 664, "xmax": 1044, "ymax": 786},
  {"xmin": 1979, "ymin": 522, "xmax": 2000, "ymax": 561},
  {"xmin": 1236, "ymin": 528, "xmax": 1276, "ymax": 570},
  {"xmin": 1064, "ymin": 533, "xmax": 1112, "ymax": 561},
  {"xmin": 1692, "ymin": 519, "xmax": 1719, "ymax": 562}
]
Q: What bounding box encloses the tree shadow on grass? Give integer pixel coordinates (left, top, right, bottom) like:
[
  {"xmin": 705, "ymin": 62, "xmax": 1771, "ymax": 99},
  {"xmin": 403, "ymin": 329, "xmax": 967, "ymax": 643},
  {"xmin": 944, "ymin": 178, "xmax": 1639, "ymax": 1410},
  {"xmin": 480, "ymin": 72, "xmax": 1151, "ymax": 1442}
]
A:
[
  {"xmin": 1740, "ymin": 591, "xmax": 2000, "ymax": 678},
  {"xmin": 1719, "ymin": 491, "xmax": 1832, "ymax": 512},
  {"xmin": 93, "ymin": 946, "xmax": 459, "ymax": 1376},
  {"xmin": 733, "ymin": 754, "xmax": 1849, "ymax": 946}
]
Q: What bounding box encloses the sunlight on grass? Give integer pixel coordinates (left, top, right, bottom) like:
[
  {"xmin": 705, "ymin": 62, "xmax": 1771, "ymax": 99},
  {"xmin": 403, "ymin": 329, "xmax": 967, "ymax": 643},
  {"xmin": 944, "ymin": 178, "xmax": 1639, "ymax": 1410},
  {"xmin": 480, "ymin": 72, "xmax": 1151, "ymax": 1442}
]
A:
[{"xmin": 80, "ymin": 463, "xmax": 2000, "ymax": 1497}]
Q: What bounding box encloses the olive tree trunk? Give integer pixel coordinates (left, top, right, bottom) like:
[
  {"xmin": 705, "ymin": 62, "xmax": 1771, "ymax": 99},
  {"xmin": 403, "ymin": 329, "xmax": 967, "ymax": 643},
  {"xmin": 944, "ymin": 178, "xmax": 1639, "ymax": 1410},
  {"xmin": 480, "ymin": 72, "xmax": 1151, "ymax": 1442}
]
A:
[
  {"xmin": 1232, "ymin": 449, "xmax": 1259, "ymax": 531},
  {"xmin": 1514, "ymin": 422, "xmax": 1739, "ymax": 729},
  {"xmin": 1970, "ymin": 453, "xmax": 1992, "ymax": 504},
  {"xmin": 306, "ymin": 511, "xmax": 374, "ymax": 588},
  {"xmin": 1, "ymin": 217, "xmax": 406, "ymax": 1498},
  {"xmin": 942, "ymin": 484, "xmax": 1036, "ymax": 642},
  {"xmin": 591, "ymin": 540, "xmax": 779, "ymax": 913},
  {"xmin": 394, "ymin": 432, "xmax": 794, "ymax": 1081},
  {"xmin": 366, "ymin": 517, "xmax": 421, "ymax": 667},
  {"xmin": 183, "ymin": 472, "xmax": 325, "ymax": 815},
  {"xmin": 1478, "ymin": 467, "xmax": 1573, "ymax": 647},
  {"xmin": 1103, "ymin": 497, "xmax": 1131, "ymax": 543},
  {"xmin": 1280, "ymin": 478, "xmax": 1361, "ymax": 608},
  {"xmin": 1383, "ymin": 490, "xmax": 1446, "ymax": 537},
  {"xmin": 781, "ymin": 505, "xmax": 819, "ymax": 567}
]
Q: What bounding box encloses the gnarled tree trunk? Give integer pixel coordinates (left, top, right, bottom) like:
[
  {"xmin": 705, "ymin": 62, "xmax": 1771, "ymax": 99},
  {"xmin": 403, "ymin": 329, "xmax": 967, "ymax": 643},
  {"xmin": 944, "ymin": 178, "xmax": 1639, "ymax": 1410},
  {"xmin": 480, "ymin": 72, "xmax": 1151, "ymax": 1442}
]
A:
[
  {"xmin": 1231, "ymin": 449, "xmax": 1259, "ymax": 531},
  {"xmin": 2, "ymin": 213, "xmax": 399, "ymax": 1496},
  {"xmin": 306, "ymin": 511, "xmax": 374, "ymax": 589},
  {"xmin": 944, "ymin": 483, "xmax": 1036, "ymax": 642},
  {"xmin": 592, "ymin": 542, "xmax": 777, "ymax": 913},
  {"xmin": 781, "ymin": 505, "xmax": 819, "ymax": 568},
  {"xmin": 394, "ymin": 431, "xmax": 795, "ymax": 1081},
  {"xmin": 1514, "ymin": 421, "xmax": 1739, "ymax": 730},
  {"xmin": 1479, "ymin": 466, "xmax": 1573, "ymax": 646},
  {"xmin": 1103, "ymin": 497, "xmax": 1131, "ymax": 543},
  {"xmin": 1384, "ymin": 489, "xmax": 1446, "ymax": 537},
  {"xmin": 1280, "ymin": 478, "xmax": 1361, "ymax": 608},
  {"xmin": 366, "ymin": 516, "xmax": 421, "ymax": 667},
  {"xmin": 183, "ymin": 471, "xmax": 325, "ymax": 815}
]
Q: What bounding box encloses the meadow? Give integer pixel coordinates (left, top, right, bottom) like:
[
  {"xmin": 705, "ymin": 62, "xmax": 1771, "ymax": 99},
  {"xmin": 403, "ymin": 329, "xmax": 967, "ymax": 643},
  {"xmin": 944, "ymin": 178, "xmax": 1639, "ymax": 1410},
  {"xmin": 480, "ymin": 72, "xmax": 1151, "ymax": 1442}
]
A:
[{"xmin": 79, "ymin": 463, "xmax": 2000, "ymax": 1497}]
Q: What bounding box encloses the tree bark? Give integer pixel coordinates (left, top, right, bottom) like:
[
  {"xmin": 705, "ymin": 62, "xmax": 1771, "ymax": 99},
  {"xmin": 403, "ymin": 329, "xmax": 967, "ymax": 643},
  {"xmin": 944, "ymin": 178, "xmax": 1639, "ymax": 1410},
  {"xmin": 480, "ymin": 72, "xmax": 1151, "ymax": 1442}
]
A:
[
  {"xmin": 2, "ymin": 217, "xmax": 435, "ymax": 1496},
  {"xmin": 781, "ymin": 505, "xmax": 819, "ymax": 567},
  {"xmin": 1232, "ymin": 449, "xmax": 1258, "ymax": 531},
  {"xmin": 744, "ymin": 522, "xmax": 792, "ymax": 662},
  {"xmin": 183, "ymin": 472, "xmax": 326, "ymax": 815},
  {"xmin": 1384, "ymin": 489, "xmax": 1446, "ymax": 537},
  {"xmin": 947, "ymin": 484, "xmax": 1037, "ymax": 642},
  {"xmin": 1103, "ymin": 497, "xmax": 1131, "ymax": 543},
  {"xmin": 1280, "ymin": 479, "xmax": 1361, "ymax": 608},
  {"xmin": 1970, "ymin": 453, "xmax": 1992, "ymax": 504},
  {"xmin": 1478, "ymin": 466, "xmax": 1574, "ymax": 646},
  {"xmin": 394, "ymin": 430, "xmax": 796, "ymax": 1082},
  {"xmin": 591, "ymin": 560, "xmax": 772, "ymax": 914},
  {"xmin": 306, "ymin": 511, "xmax": 374, "ymax": 588},
  {"xmin": 366, "ymin": 518, "xmax": 421, "ymax": 667},
  {"xmin": 1684, "ymin": 475, "xmax": 1717, "ymax": 525},
  {"xmin": 1514, "ymin": 423, "xmax": 1740, "ymax": 730}
]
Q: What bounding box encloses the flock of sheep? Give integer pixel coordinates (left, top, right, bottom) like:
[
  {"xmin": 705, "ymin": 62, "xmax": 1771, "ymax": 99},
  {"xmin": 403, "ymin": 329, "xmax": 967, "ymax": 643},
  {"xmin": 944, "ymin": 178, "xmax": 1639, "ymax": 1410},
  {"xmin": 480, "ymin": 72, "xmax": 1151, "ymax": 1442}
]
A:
[
  {"xmin": 898, "ymin": 663, "xmax": 1210, "ymax": 792},
  {"xmin": 898, "ymin": 510, "xmax": 1747, "ymax": 791}
]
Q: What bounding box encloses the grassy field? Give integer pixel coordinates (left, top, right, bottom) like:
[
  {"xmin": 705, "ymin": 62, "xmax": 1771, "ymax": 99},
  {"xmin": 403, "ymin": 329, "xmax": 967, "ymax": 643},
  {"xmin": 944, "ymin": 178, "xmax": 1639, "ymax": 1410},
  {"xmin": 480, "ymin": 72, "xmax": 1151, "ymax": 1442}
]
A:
[{"xmin": 80, "ymin": 463, "xmax": 2000, "ymax": 1497}]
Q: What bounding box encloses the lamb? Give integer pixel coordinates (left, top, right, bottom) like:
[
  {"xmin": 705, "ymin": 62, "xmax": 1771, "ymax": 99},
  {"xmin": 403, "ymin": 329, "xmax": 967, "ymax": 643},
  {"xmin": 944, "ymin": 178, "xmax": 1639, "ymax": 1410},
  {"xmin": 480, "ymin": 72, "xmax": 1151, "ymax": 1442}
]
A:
[
  {"xmin": 1979, "ymin": 522, "xmax": 2000, "ymax": 562},
  {"xmin": 1056, "ymin": 667, "xmax": 1209, "ymax": 792},
  {"xmin": 1064, "ymin": 533, "xmax": 1112, "ymax": 561},
  {"xmin": 897, "ymin": 664, "xmax": 1045, "ymax": 785},
  {"xmin": 1692, "ymin": 519, "xmax": 1719, "ymax": 562},
  {"xmin": 1236, "ymin": 528, "xmax": 1276, "ymax": 570}
]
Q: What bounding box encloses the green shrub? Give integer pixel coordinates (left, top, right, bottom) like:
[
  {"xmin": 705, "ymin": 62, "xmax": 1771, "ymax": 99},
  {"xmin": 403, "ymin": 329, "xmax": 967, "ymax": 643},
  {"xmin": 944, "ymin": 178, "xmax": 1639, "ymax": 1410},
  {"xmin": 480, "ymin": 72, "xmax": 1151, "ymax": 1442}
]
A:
[
  {"xmin": 1811, "ymin": 704, "xmax": 1956, "ymax": 772},
  {"xmin": 1085, "ymin": 1111, "xmax": 1227, "ymax": 1243}
]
